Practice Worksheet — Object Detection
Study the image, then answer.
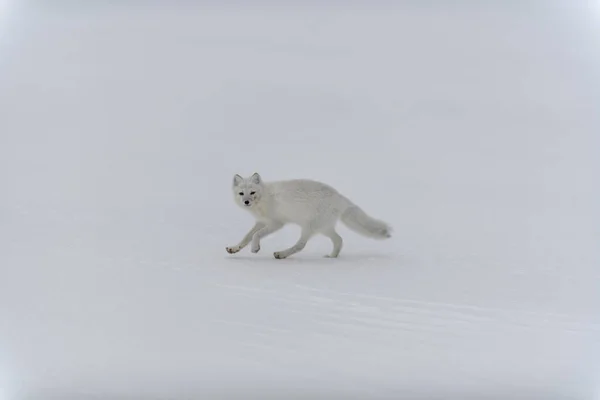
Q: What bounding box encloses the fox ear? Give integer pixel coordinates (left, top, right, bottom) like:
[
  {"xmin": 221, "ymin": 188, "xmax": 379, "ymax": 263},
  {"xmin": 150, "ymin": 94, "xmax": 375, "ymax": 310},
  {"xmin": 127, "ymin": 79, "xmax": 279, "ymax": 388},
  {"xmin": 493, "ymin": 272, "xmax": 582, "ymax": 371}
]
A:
[
  {"xmin": 250, "ymin": 172, "xmax": 261, "ymax": 184},
  {"xmin": 233, "ymin": 174, "xmax": 243, "ymax": 187}
]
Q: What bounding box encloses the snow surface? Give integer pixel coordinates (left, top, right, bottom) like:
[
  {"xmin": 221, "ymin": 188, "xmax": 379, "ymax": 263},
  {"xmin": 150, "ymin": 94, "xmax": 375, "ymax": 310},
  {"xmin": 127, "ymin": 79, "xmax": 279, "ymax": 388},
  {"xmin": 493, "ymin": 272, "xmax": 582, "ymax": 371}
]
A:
[{"xmin": 1, "ymin": 2, "xmax": 599, "ymax": 399}]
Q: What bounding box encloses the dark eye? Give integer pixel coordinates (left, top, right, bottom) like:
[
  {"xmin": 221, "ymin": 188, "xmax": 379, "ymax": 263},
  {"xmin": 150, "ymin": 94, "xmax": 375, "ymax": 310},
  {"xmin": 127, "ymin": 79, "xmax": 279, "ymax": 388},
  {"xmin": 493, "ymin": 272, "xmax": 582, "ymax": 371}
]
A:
[
  {"xmin": 238, "ymin": 192, "xmax": 244, "ymax": 196},
  {"xmin": 250, "ymin": 191, "xmax": 256, "ymax": 195}
]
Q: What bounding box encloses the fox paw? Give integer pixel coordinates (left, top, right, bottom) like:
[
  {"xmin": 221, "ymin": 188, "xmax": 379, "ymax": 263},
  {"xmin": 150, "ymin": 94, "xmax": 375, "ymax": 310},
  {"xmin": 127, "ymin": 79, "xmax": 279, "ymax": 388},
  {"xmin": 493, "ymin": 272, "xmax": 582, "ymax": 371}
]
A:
[
  {"xmin": 251, "ymin": 243, "xmax": 260, "ymax": 253},
  {"xmin": 273, "ymin": 252, "xmax": 287, "ymax": 259},
  {"xmin": 226, "ymin": 246, "xmax": 240, "ymax": 254}
]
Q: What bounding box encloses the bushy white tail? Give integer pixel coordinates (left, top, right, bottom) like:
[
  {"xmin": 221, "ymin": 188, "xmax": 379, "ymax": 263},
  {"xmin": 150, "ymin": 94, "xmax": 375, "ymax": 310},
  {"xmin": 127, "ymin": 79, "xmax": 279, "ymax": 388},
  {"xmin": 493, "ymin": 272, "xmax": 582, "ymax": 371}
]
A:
[{"xmin": 340, "ymin": 205, "xmax": 392, "ymax": 240}]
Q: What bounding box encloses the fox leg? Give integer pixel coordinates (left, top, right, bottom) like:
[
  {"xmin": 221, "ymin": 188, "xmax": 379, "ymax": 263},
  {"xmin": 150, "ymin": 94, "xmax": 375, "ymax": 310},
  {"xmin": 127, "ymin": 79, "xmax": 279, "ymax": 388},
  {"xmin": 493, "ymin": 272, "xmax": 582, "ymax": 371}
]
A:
[
  {"xmin": 226, "ymin": 222, "xmax": 265, "ymax": 254},
  {"xmin": 251, "ymin": 221, "xmax": 284, "ymax": 253},
  {"xmin": 323, "ymin": 229, "xmax": 343, "ymax": 258},
  {"xmin": 274, "ymin": 228, "xmax": 313, "ymax": 259}
]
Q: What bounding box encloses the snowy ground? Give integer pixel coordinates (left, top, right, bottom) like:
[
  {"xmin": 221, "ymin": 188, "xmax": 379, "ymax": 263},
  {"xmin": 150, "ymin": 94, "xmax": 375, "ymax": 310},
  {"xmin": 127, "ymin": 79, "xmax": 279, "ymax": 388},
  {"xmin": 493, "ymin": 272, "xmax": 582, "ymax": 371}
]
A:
[{"xmin": 1, "ymin": 1, "xmax": 599, "ymax": 399}]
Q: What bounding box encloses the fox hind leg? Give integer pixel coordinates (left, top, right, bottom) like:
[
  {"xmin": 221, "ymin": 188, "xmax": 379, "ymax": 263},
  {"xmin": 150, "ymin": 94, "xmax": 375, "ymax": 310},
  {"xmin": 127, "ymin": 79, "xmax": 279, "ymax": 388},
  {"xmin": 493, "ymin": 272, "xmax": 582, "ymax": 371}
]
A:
[
  {"xmin": 274, "ymin": 228, "xmax": 313, "ymax": 259},
  {"xmin": 323, "ymin": 229, "xmax": 343, "ymax": 258}
]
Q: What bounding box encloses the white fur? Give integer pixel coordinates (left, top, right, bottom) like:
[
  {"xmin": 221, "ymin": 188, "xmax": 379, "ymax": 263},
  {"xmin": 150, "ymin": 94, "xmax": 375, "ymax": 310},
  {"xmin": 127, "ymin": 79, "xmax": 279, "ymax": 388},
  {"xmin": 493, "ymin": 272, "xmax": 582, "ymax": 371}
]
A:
[{"xmin": 226, "ymin": 173, "xmax": 391, "ymax": 259}]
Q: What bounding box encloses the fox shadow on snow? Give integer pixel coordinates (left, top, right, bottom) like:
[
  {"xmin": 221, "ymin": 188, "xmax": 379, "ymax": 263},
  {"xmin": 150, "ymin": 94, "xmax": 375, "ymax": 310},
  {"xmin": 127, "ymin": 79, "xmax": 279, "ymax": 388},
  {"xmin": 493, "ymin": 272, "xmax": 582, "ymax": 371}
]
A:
[{"xmin": 225, "ymin": 252, "xmax": 395, "ymax": 264}]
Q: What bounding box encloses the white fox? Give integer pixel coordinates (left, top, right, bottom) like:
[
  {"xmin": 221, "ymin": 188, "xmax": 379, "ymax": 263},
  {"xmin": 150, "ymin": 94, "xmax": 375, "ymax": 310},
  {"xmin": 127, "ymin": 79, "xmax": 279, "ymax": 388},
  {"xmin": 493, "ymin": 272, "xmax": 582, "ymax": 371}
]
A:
[{"xmin": 226, "ymin": 173, "xmax": 391, "ymax": 259}]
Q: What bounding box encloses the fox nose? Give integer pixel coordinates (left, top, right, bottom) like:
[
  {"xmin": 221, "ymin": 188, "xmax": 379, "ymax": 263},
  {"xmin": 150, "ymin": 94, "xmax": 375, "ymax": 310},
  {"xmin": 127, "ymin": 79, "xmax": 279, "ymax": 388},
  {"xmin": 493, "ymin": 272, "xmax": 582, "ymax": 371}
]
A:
[{"xmin": 244, "ymin": 200, "xmax": 250, "ymax": 205}]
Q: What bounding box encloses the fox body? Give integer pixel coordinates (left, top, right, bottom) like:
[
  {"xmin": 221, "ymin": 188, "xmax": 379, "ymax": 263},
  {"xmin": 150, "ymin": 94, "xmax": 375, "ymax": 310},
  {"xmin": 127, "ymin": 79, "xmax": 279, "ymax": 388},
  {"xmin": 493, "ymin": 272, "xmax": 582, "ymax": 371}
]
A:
[{"xmin": 226, "ymin": 173, "xmax": 391, "ymax": 259}]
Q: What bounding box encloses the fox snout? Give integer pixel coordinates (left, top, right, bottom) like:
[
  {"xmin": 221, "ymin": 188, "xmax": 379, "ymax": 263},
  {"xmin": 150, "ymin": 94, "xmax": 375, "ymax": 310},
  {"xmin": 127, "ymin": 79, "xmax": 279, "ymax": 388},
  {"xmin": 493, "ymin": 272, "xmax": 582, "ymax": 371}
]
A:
[{"xmin": 241, "ymin": 196, "xmax": 255, "ymax": 207}]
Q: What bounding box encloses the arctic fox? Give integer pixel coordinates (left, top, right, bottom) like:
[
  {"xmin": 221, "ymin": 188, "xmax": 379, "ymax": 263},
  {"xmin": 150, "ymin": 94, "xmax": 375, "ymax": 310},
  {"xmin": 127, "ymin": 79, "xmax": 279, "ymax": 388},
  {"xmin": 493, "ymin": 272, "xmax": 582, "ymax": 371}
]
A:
[{"xmin": 226, "ymin": 173, "xmax": 391, "ymax": 259}]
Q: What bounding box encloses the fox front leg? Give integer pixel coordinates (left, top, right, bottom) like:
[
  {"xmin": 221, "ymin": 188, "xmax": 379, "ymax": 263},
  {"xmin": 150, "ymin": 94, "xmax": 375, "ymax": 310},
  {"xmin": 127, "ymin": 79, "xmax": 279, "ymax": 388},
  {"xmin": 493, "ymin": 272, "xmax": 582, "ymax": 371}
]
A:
[
  {"xmin": 250, "ymin": 222, "xmax": 284, "ymax": 253},
  {"xmin": 226, "ymin": 222, "xmax": 265, "ymax": 254}
]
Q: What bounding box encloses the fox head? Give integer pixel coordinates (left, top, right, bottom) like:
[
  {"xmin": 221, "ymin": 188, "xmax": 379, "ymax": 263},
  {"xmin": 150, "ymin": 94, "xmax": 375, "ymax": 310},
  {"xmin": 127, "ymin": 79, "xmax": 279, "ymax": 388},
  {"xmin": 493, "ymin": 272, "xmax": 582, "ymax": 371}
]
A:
[{"xmin": 232, "ymin": 172, "xmax": 264, "ymax": 208}]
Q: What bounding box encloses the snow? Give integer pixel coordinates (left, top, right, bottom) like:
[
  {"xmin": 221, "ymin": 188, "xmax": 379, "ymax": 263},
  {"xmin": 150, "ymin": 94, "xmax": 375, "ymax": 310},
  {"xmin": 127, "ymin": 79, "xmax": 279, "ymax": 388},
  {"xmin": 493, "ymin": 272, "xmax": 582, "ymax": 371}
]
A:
[{"xmin": 1, "ymin": 2, "xmax": 599, "ymax": 399}]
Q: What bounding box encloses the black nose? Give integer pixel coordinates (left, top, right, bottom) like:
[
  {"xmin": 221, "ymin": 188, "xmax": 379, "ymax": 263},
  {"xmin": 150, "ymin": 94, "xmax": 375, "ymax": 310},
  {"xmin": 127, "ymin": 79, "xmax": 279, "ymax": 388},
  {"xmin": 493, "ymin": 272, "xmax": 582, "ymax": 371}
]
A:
[{"xmin": 244, "ymin": 200, "xmax": 250, "ymax": 205}]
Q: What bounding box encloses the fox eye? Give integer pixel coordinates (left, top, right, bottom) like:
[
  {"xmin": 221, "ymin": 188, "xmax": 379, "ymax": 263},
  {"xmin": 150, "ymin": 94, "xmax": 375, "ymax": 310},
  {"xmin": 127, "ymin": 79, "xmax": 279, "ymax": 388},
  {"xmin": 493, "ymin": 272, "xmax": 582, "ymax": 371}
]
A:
[
  {"xmin": 250, "ymin": 191, "xmax": 256, "ymax": 195},
  {"xmin": 238, "ymin": 192, "xmax": 244, "ymax": 196}
]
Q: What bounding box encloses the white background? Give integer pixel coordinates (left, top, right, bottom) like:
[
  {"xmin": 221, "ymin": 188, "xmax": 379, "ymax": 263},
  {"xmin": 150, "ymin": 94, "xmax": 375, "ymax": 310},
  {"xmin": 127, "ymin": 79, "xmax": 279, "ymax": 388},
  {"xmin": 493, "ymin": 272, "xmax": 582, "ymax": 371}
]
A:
[{"xmin": 1, "ymin": 1, "xmax": 599, "ymax": 399}]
